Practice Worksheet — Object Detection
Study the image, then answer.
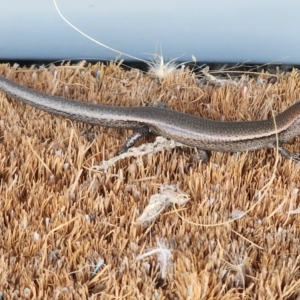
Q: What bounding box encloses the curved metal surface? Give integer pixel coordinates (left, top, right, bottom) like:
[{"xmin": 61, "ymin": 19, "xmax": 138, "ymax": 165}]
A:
[{"xmin": 0, "ymin": 0, "xmax": 299, "ymax": 64}]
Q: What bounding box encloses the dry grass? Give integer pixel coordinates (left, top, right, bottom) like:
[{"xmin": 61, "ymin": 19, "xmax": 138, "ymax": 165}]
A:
[{"xmin": 0, "ymin": 62, "xmax": 300, "ymax": 299}]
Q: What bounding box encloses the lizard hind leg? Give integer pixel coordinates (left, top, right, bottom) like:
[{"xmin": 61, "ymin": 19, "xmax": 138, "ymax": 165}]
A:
[
  {"xmin": 278, "ymin": 144, "xmax": 300, "ymax": 163},
  {"xmin": 118, "ymin": 125, "xmax": 151, "ymax": 155},
  {"xmin": 118, "ymin": 102, "xmax": 167, "ymax": 155}
]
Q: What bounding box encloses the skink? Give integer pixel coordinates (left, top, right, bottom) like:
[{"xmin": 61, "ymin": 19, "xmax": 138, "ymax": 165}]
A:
[{"xmin": 0, "ymin": 74, "xmax": 300, "ymax": 161}]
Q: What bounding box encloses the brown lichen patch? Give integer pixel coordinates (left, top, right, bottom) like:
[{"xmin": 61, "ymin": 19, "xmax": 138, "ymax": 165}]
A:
[{"xmin": 0, "ymin": 62, "xmax": 300, "ymax": 299}]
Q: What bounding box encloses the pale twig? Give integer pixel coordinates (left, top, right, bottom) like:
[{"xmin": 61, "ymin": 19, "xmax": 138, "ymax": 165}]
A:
[{"xmin": 90, "ymin": 137, "xmax": 184, "ymax": 173}]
